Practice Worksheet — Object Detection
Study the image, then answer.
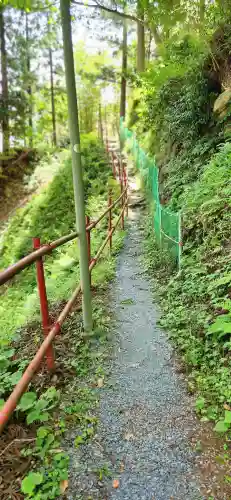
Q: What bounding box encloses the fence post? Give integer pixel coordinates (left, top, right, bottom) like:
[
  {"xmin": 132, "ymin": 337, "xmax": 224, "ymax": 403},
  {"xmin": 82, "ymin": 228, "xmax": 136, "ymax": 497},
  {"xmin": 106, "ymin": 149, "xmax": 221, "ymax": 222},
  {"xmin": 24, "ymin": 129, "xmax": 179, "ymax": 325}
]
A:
[
  {"xmin": 86, "ymin": 215, "xmax": 91, "ymax": 286},
  {"xmin": 178, "ymin": 212, "xmax": 182, "ymax": 271},
  {"xmin": 111, "ymin": 151, "xmax": 116, "ymax": 179},
  {"xmin": 159, "ymin": 203, "xmax": 162, "ymax": 247},
  {"xmin": 121, "ymin": 173, "xmax": 124, "ymax": 230},
  {"xmin": 123, "ymin": 162, "xmax": 128, "ymax": 217},
  {"xmin": 118, "ymin": 155, "xmax": 121, "ymax": 184},
  {"xmin": 108, "ymin": 189, "xmax": 112, "ymax": 253},
  {"xmin": 33, "ymin": 237, "xmax": 55, "ymax": 372}
]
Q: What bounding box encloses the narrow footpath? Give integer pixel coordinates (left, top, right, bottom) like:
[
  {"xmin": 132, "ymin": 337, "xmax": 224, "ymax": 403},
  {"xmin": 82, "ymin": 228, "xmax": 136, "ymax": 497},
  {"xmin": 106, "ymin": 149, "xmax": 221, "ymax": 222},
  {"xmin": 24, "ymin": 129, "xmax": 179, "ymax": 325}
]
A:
[
  {"xmin": 66, "ymin": 207, "xmax": 210, "ymax": 500},
  {"xmin": 97, "ymin": 212, "xmax": 201, "ymax": 499}
]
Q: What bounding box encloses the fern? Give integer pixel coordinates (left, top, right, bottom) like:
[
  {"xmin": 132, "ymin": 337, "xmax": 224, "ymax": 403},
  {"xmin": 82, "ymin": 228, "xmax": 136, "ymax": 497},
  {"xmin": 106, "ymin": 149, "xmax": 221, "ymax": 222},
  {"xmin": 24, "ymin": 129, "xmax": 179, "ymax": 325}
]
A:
[
  {"xmin": 208, "ymin": 273, "xmax": 231, "ymax": 290},
  {"xmin": 207, "ymin": 315, "xmax": 231, "ymax": 339}
]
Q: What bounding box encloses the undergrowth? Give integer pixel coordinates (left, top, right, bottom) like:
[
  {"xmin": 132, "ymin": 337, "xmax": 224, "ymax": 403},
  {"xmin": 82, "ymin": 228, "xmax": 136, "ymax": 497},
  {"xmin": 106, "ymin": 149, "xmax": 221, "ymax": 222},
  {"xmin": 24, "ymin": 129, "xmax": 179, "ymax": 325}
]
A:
[
  {"xmin": 0, "ymin": 133, "xmax": 119, "ymax": 345},
  {"xmin": 1, "ymin": 234, "xmax": 124, "ymax": 499},
  {"xmin": 0, "ymin": 130, "xmax": 125, "ymax": 498},
  {"xmin": 144, "ymin": 155, "xmax": 231, "ymax": 433},
  {"xmin": 129, "ymin": 27, "xmax": 231, "ymax": 437}
]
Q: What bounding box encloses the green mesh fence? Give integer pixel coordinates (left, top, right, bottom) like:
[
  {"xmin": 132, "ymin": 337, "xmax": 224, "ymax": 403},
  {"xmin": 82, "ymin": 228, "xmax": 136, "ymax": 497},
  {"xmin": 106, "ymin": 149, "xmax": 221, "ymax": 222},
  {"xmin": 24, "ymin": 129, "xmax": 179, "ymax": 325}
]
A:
[{"xmin": 120, "ymin": 120, "xmax": 182, "ymax": 269}]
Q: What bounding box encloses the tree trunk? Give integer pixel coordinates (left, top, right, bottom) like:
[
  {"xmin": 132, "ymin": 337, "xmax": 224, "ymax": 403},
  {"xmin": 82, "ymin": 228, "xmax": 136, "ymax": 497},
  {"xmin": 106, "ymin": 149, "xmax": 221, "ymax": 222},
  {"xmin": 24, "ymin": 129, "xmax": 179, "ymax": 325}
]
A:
[
  {"xmin": 120, "ymin": 16, "xmax": 127, "ymax": 118},
  {"xmin": 199, "ymin": 0, "xmax": 205, "ymax": 27},
  {"xmin": 0, "ymin": 6, "xmax": 9, "ymax": 153},
  {"xmin": 60, "ymin": 0, "xmax": 92, "ymax": 332},
  {"xmin": 98, "ymin": 101, "xmax": 104, "ymax": 140},
  {"xmin": 49, "ymin": 47, "xmax": 57, "ymax": 146},
  {"xmin": 26, "ymin": 12, "xmax": 33, "ymax": 148},
  {"xmin": 137, "ymin": 0, "xmax": 145, "ymax": 72},
  {"xmin": 147, "ymin": 30, "xmax": 152, "ymax": 61},
  {"xmin": 151, "ymin": 25, "xmax": 162, "ymax": 46},
  {"xmin": 104, "ymin": 106, "xmax": 108, "ymax": 141}
]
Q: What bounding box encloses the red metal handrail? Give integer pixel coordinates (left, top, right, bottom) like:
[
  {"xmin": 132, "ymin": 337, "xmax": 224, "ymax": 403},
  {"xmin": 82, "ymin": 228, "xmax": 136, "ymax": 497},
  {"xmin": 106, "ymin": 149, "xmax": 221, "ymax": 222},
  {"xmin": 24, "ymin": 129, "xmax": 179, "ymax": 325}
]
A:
[
  {"xmin": 0, "ymin": 190, "xmax": 126, "ymax": 286},
  {"xmin": 0, "ymin": 150, "xmax": 128, "ymax": 433},
  {"xmin": 0, "ymin": 232, "xmax": 78, "ymax": 286}
]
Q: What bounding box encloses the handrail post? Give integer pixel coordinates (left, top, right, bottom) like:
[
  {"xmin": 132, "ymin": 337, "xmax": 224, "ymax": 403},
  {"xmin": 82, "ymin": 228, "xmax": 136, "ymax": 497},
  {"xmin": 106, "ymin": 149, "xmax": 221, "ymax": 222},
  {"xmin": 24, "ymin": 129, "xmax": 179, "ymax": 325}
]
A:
[
  {"xmin": 108, "ymin": 189, "xmax": 112, "ymax": 253},
  {"xmin": 33, "ymin": 237, "xmax": 55, "ymax": 372},
  {"xmin": 118, "ymin": 156, "xmax": 121, "ymax": 185},
  {"xmin": 123, "ymin": 161, "xmax": 128, "ymax": 217},
  {"xmin": 86, "ymin": 215, "xmax": 91, "ymax": 286},
  {"xmin": 111, "ymin": 151, "xmax": 116, "ymax": 179},
  {"xmin": 114, "ymin": 153, "xmax": 117, "ymax": 180}
]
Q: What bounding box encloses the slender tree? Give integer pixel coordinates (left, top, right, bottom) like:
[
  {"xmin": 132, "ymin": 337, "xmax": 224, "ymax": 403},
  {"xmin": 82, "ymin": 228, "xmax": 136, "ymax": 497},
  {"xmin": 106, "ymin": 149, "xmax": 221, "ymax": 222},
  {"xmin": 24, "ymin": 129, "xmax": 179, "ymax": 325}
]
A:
[
  {"xmin": 0, "ymin": 5, "xmax": 9, "ymax": 153},
  {"xmin": 60, "ymin": 0, "xmax": 92, "ymax": 332},
  {"xmin": 25, "ymin": 12, "xmax": 33, "ymax": 147},
  {"xmin": 46, "ymin": 14, "xmax": 57, "ymax": 146},
  {"xmin": 98, "ymin": 100, "xmax": 103, "ymax": 140},
  {"xmin": 199, "ymin": 0, "xmax": 205, "ymax": 26},
  {"xmin": 120, "ymin": 14, "xmax": 127, "ymax": 118},
  {"xmin": 48, "ymin": 34, "xmax": 57, "ymax": 146},
  {"xmin": 137, "ymin": 0, "xmax": 145, "ymax": 72}
]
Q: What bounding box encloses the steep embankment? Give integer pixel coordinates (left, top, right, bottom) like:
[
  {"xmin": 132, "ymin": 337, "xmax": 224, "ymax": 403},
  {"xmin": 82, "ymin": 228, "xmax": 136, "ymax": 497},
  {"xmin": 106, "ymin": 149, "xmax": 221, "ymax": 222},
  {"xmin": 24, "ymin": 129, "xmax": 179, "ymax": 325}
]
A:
[
  {"xmin": 131, "ymin": 31, "xmax": 231, "ymax": 431},
  {"xmin": 0, "ymin": 134, "xmax": 113, "ymax": 345}
]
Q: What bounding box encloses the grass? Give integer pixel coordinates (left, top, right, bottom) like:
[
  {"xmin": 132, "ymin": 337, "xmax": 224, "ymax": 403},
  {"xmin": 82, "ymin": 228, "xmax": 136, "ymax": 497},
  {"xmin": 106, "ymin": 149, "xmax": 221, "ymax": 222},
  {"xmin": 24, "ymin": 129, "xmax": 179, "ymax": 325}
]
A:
[{"xmin": 0, "ymin": 133, "xmax": 118, "ymax": 346}]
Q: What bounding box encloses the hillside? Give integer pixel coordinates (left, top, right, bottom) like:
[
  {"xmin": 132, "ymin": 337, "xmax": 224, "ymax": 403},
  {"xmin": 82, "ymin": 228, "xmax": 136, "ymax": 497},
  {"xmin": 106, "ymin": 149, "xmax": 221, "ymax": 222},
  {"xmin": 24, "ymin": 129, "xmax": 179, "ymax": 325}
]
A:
[
  {"xmin": 2, "ymin": 1, "xmax": 231, "ymax": 498},
  {"xmin": 0, "ymin": 134, "xmax": 113, "ymax": 344},
  {"xmin": 128, "ymin": 29, "xmax": 231, "ymax": 429}
]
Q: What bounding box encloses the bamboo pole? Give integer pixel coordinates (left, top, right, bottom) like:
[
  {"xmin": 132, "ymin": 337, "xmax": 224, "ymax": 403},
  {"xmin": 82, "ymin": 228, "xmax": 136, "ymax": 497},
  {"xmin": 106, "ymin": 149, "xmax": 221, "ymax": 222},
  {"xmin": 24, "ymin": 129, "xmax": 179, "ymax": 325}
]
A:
[{"xmin": 60, "ymin": 0, "xmax": 92, "ymax": 331}]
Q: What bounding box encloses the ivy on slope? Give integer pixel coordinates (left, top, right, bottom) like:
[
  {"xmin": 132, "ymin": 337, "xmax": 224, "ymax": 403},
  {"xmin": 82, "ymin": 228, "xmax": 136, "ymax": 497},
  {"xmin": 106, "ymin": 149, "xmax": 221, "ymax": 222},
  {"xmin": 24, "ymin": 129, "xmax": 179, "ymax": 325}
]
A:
[
  {"xmin": 129, "ymin": 29, "xmax": 231, "ymax": 430},
  {"xmin": 144, "ymin": 142, "xmax": 231, "ymax": 430},
  {"xmin": 132, "ymin": 33, "xmax": 229, "ymax": 210}
]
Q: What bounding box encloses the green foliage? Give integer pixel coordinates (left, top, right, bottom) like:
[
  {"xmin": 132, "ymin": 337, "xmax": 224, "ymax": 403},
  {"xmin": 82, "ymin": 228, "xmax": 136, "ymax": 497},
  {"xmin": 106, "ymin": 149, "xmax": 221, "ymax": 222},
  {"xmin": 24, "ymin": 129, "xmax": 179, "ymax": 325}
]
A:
[
  {"xmin": 0, "ymin": 134, "xmax": 112, "ymax": 343},
  {"xmin": 130, "ymin": 15, "xmax": 231, "ymax": 438},
  {"xmin": 120, "ymin": 298, "xmax": 135, "ymax": 305},
  {"xmin": 145, "ymin": 33, "xmax": 208, "ymax": 94},
  {"xmin": 132, "ymin": 30, "xmax": 231, "ymax": 212},
  {"xmin": 19, "ymin": 250, "xmax": 122, "ymax": 500},
  {"xmin": 18, "ymin": 387, "xmax": 60, "ymax": 424},
  {"xmin": 22, "ymin": 444, "xmax": 69, "ymax": 500},
  {"xmin": 0, "ymin": 345, "xmax": 28, "ymax": 399},
  {"xmin": 0, "ymin": 133, "xmax": 126, "ymax": 500},
  {"xmin": 0, "ymin": 133, "xmax": 125, "ymax": 500},
  {"xmin": 1, "ymin": 134, "xmax": 109, "ymax": 266},
  {"xmin": 214, "ymin": 411, "xmax": 231, "ymax": 433},
  {"xmin": 21, "ymin": 472, "xmax": 44, "ymax": 497},
  {"xmin": 143, "ymin": 146, "xmax": 231, "ymax": 429}
]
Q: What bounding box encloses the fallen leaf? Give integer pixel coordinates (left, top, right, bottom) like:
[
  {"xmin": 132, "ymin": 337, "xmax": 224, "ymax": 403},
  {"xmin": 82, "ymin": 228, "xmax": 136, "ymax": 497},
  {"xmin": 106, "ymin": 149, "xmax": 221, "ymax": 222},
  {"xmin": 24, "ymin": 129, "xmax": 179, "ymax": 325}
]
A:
[
  {"xmin": 112, "ymin": 479, "xmax": 119, "ymax": 489},
  {"xmin": 124, "ymin": 432, "xmax": 134, "ymax": 441},
  {"xmin": 119, "ymin": 461, "xmax": 125, "ymax": 472},
  {"xmin": 60, "ymin": 479, "xmax": 68, "ymax": 494},
  {"xmin": 120, "ymin": 298, "xmax": 135, "ymax": 305},
  {"xmin": 97, "ymin": 378, "xmax": 104, "ymax": 388}
]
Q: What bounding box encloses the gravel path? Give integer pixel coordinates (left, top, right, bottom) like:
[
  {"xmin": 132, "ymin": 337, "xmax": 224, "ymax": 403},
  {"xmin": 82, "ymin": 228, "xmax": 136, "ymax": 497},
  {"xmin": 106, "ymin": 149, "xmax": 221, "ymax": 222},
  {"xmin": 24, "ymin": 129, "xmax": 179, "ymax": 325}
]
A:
[{"xmin": 66, "ymin": 209, "xmax": 205, "ymax": 500}]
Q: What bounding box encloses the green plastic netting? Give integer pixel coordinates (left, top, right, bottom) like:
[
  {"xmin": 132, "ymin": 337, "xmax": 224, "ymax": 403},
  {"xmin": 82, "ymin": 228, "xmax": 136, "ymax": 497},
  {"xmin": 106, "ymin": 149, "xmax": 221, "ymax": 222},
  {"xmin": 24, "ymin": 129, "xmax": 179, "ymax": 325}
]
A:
[{"xmin": 120, "ymin": 120, "xmax": 182, "ymax": 269}]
